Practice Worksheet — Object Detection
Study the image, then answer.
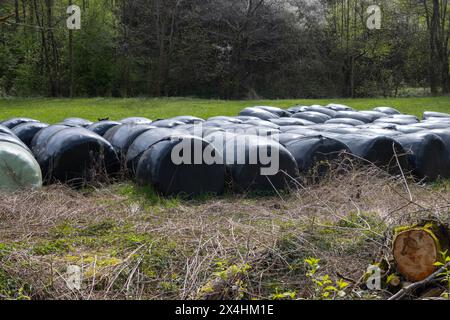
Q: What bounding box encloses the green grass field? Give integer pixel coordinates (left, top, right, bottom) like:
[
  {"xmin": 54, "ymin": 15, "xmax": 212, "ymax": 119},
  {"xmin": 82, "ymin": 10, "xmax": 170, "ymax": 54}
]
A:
[{"xmin": 1, "ymin": 96, "xmax": 449, "ymax": 123}]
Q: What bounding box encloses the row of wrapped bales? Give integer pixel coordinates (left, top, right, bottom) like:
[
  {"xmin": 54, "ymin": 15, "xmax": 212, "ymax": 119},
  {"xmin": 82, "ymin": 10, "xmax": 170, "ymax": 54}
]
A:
[
  {"xmin": 0, "ymin": 121, "xmax": 42, "ymax": 191},
  {"xmin": 238, "ymin": 105, "xmax": 450, "ymax": 181},
  {"xmin": 1, "ymin": 117, "xmax": 122, "ymax": 188},
  {"xmin": 2, "ymin": 106, "xmax": 449, "ymax": 195}
]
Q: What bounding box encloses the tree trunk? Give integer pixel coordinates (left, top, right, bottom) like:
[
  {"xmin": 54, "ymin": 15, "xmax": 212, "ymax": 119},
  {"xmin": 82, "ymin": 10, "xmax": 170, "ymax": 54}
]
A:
[
  {"xmin": 15, "ymin": 0, "xmax": 20, "ymax": 23},
  {"xmin": 393, "ymin": 223, "xmax": 450, "ymax": 282},
  {"xmin": 69, "ymin": 0, "xmax": 74, "ymax": 97}
]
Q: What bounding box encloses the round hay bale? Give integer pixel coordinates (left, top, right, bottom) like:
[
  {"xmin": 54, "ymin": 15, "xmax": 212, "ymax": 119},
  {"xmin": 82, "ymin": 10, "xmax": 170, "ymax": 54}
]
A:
[
  {"xmin": 1, "ymin": 118, "xmax": 40, "ymax": 129},
  {"xmin": 87, "ymin": 121, "xmax": 122, "ymax": 136},
  {"xmin": 136, "ymin": 136, "xmax": 226, "ymax": 196},
  {"xmin": 12, "ymin": 122, "xmax": 49, "ymax": 148},
  {"xmin": 0, "ymin": 142, "xmax": 42, "ymax": 191},
  {"xmin": 34, "ymin": 127, "xmax": 120, "ymax": 186}
]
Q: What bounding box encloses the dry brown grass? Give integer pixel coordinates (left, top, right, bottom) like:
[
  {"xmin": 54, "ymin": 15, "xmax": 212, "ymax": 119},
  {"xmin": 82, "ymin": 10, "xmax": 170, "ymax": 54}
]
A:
[{"xmin": 0, "ymin": 165, "xmax": 449, "ymax": 300}]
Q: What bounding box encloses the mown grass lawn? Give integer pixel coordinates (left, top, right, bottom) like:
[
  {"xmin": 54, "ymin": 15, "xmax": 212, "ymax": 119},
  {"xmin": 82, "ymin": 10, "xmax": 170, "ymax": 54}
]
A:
[{"xmin": 0, "ymin": 96, "xmax": 449, "ymax": 123}]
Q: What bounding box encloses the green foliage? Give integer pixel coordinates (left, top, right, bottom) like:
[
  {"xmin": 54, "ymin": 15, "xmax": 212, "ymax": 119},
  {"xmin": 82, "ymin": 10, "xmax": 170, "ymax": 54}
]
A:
[
  {"xmin": 304, "ymin": 258, "xmax": 349, "ymax": 300},
  {"xmin": 0, "ymin": 0, "xmax": 446, "ymax": 98},
  {"xmin": 434, "ymin": 250, "xmax": 450, "ymax": 299}
]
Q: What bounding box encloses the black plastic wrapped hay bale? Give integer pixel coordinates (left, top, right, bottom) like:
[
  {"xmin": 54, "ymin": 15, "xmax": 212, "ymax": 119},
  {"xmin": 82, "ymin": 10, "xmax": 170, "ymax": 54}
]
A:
[
  {"xmin": 287, "ymin": 106, "xmax": 309, "ymax": 114},
  {"xmin": 374, "ymin": 115, "xmax": 419, "ymax": 126},
  {"xmin": 329, "ymin": 133, "xmax": 409, "ymax": 174},
  {"xmin": 242, "ymin": 119, "xmax": 280, "ymax": 129},
  {"xmin": 126, "ymin": 128, "xmax": 183, "ymax": 173},
  {"xmin": 291, "ymin": 111, "xmax": 331, "ymax": 124},
  {"xmin": 253, "ymin": 106, "xmax": 291, "ymax": 117},
  {"xmin": 120, "ymin": 117, "xmax": 153, "ymax": 125},
  {"xmin": 104, "ymin": 124, "xmax": 155, "ymax": 160},
  {"xmin": 34, "ymin": 127, "xmax": 120, "ymax": 187},
  {"xmin": 334, "ymin": 111, "xmax": 377, "ymax": 123},
  {"xmin": 423, "ymin": 111, "xmax": 450, "ymax": 120},
  {"xmin": 278, "ymin": 133, "xmax": 305, "ymax": 146},
  {"xmin": 151, "ymin": 119, "xmax": 185, "ymax": 128},
  {"xmin": 284, "ymin": 136, "xmax": 350, "ymax": 180},
  {"xmin": 374, "ymin": 106, "xmax": 401, "ymax": 115},
  {"xmin": 170, "ymin": 116, "xmax": 204, "ymax": 124},
  {"xmin": 326, "ymin": 103, "xmax": 354, "ymax": 111},
  {"xmin": 136, "ymin": 135, "xmax": 226, "ymax": 197},
  {"xmin": 306, "ymin": 105, "xmax": 338, "ymax": 118},
  {"xmin": 269, "ymin": 118, "xmax": 315, "ymax": 126},
  {"xmin": 239, "ymin": 107, "xmax": 280, "ymax": 121},
  {"xmin": 1, "ymin": 118, "xmax": 40, "ymax": 129},
  {"xmin": 280, "ymin": 126, "xmax": 321, "ymax": 136},
  {"xmin": 325, "ymin": 118, "xmax": 364, "ymax": 126},
  {"xmin": 31, "ymin": 124, "xmax": 75, "ymax": 155},
  {"xmin": 87, "ymin": 121, "xmax": 122, "ymax": 136},
  {"xmin": 207, "ymin": 116, "xmax": 243, "ymax": 123},
  {"xmin": 62, "ymin": 117, "xmax": 93, "ymax": 127},
  {"xmin": 175, "ymin": 124, "xmax": 224, "ymax": 139},
  {"xmin": 205, "ymin": 132, "xmax": 300, "ymax": 192},
  {"xmin": 0, "ymin": 141, "xmax": 42, "ymax": 191},
  {"xmin": 394, "ymin": 132, "xmax": 450, "ymax": 180},
  {"xmin": 12, "ymin": 122, "xmax": 49, "ymax": 148},
  {"xmin": 394, "ymin": 125, "xmax": 427, "ymax": 134},
  {"xmin": 0, "ymin": 124, "xmax": 17, "ymax": 137},
  {"xmin": 359, "ymin": 110, "xmax": 389, "ymax": 120}
]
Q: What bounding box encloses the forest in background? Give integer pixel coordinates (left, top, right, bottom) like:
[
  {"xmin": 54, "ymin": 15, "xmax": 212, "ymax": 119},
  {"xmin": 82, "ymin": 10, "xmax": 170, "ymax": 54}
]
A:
[{"xmin": 0, "ymin": 0, "xmax": 449, "ymax": 99}]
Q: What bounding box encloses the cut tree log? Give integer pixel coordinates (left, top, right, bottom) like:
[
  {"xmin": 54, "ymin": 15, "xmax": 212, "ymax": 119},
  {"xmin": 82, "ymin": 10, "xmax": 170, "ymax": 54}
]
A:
[{"xmin": 393, "ymin": 223, "xmax": 449, "ymax": 282}]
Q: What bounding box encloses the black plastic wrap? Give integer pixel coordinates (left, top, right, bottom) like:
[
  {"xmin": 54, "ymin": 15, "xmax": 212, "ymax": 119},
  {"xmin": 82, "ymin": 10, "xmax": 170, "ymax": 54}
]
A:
[
  {"xmin": 306, "ymin": 105, "xmax": 338, "ymax": 118},
  {"xmin": 136, "ymin": 136, "xmax": 226, "ymax": 196},
  {"xmin": 87, "ymin": 121, "xmax": 122, "ymax": 136},
  {"xmin": 284, "ymin": 136, "xmax": 350, "ymax": 178},
  {"xmin": 31, "ymin": 124, "xmax": 75, "ymax": 154},
  {"xmin": 334, "ymin": 111, "xmax": 377, "ymax": 123},
  {"xmin": 170, "ymin": 116, "xmax": 204, "ymax": 124},
  {"xmin": 326, "ymin": 104, "xmax": 354, "ymax": 111},
  {"xmin": 205, "ymin": 133, "xmax": 300, "ymax": 192},
  {"xmin": 243, "ymin": 119, "xmax": 280, "ymax": 129},
  {"xmin": 278, "ymin": 133, "xmax": 305, "ymax": 146},
  {"xmin": 423, "ymin": 111, "xmax": 450, "ymax": 120},
  {"xmin": 329, "ymin": 133, "xmax": 409, "ymax": 174},
  {"xmin": 239, "ymin": 107, "xmax": 280, "ymax": 121},
  {"xmin": 269, "ymin": 118, "xmax": 315, "ymax": 126},
  {"xmin": 374, "ymin": 117, "xmax": 419, "ymax": 126},
  {"xmin": 291, "ymin": 111, "xmax": 331, "ymax": 124},
  {"xmin": 394, "ymin": 132, "xmax": 450, "ymax": 180},
  {"xmin": 126, "ymin": 128, "xmax": 183, "ymax": 172},
  {"xmin": 207, "ymin": 116, "xmax": 243, "ymax": 123},
  {"xmin": 151, "ymin": 119, "xmax": 185, "ymax": 128},
  {"xmin": 120, "ymin": 117, "xmax": 153, "ymax": 125},
  {"xmin": 12, "ymin": 122, "xmax": 49, "ymax": 148},
  {"xmin": 62, "ymin": 118, "xmax": 93, "ymax": 127},
  {"xmin": 0, "ymin": 124, "xmax": 16, "ymax": 136},
  {"xmin": 253, "ymin": 106, "xmax": 291, "ymax": 117},
  {"xmin": 1, "ymin": 118, "xmax": 40, "ymax": 129},
  {"xmin": 287, "ymin": 106, "xmax": 309, "ymax": 114},
  {"xmin": 34, "ymin": 127, "xmax": 120, "ymax": 186},
  {"xmin": 104, "ymin": 124, "xmax": 155, "ymax": 159},
  {"xmin": 325, "ymin": 118, "xmax": 365, "ymax": 126},
  {"xmin": 374, "ymin": 107, "xmax": 401, "ymax": 115}
]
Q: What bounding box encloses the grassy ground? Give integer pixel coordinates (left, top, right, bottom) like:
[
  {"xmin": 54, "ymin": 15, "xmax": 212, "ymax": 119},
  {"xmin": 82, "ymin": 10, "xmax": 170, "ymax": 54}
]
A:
[
  {"xmin": 0, "ymin": 96, "xmax": 449, "ymax": 123},
  {"xmin": 0, "ymin": 168, "xmax": 449, "ymax": 300},
  {"xmin": 0, "ymin": 97, "xmax": 449, "ymax": 300}
]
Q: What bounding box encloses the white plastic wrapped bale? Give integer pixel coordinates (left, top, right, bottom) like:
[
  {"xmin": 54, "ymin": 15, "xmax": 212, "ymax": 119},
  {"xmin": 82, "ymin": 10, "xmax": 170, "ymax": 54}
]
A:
[{"xmin": 0, "ymin": 141, "xmax": 42, "ymax": 191}]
